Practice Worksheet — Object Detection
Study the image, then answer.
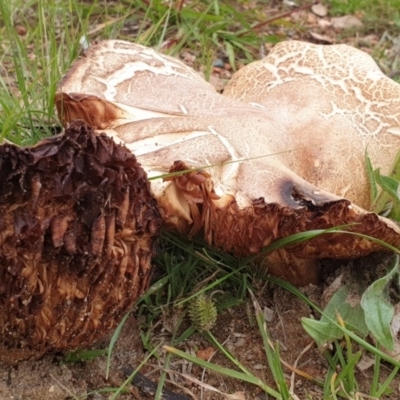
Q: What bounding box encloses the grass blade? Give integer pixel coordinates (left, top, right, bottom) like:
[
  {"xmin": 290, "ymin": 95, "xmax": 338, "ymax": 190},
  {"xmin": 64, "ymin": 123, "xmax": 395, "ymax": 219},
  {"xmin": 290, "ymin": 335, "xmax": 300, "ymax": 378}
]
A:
[{"xmin": 163, "ymin": 345, "xmax": 283, "ymax": 399}]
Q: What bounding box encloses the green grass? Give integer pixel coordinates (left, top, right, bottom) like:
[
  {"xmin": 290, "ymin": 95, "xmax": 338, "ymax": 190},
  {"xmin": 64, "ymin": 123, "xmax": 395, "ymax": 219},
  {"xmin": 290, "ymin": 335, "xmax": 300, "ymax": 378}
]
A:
[
  {"xmin": 0, "ymin": 0, "xmax": 83, "ymax": 143},
  {"xmin": 2, "ymin": 1, "xmax": 400, "ymax": 399},
  {"xmin": 1, "ymin": 0, "xmax": 399, "ymax": 139},
  {"xmin": 100, "ymin": 232, "xmax": 400, "ymax": 399},
  {"xmin": 0, "ymin": 0, "xmax": 276, "ymax": 143},
  {"xmin": 328, "ymin": 0, "xmax": 400, "ymax": 16}
]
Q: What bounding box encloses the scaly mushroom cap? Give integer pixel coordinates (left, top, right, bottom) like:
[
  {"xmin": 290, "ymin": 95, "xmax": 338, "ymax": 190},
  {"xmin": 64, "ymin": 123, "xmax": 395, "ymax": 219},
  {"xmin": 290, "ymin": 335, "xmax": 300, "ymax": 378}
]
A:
[
  {"xmin": 0, "ymin": 121, "xmax": 161, "ymax": 363},
  {"xmin": 56, "ymin": 40, "xmax": 400, "ymax": 286},
  {"xmin": 224, "ymin": 40, "xmax": 400, "ymax": 208}
]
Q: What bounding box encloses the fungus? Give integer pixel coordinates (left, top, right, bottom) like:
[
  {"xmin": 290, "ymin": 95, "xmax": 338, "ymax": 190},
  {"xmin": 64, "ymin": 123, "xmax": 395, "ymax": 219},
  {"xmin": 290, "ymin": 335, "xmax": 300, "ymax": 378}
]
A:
[
  {"xmin": 55, "ymin": 40, "xmax": 400, "ymax": 286},
  {"xmin": 0, "ymin": 121, "xmax": 161, "ymax": 363},
  {"xmin": 223, "ymin": 40, "xmax": 400, "ymax": 209}
]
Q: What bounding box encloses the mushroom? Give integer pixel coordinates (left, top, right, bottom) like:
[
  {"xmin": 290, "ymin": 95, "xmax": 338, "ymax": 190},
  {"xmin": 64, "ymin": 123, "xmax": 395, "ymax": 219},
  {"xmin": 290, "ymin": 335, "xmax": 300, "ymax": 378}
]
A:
[
  {"xmin": 55, "ymin": 40, "xmax": 400, "ymax": 286},
  {"xmin": 0, "ymin": 121, "xmax": 161, "ymax": 363},
  {"xmin": 223, "ymin": 40, "xmax": 400, "ymax": 209}
]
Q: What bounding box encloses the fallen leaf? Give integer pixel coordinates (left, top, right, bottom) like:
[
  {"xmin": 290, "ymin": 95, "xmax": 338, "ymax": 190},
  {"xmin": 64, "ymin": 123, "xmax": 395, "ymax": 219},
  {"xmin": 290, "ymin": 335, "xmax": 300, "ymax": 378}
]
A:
[
  {"xmin": 318, "ymin": 19, "xmax": 332, "ymax": 29},
  {"xmin": 196, "ymin": 347, "xmax": 215, "ymax": 360},
  {"xmin": 209, "ymin": 74, "xmax": 226, "ymax": 92},
  {"xmin": 263, "ymin": 306, "xmax": 275, "ymax": 322},
  {"xmin": 391, "ymin": 303, "xmax": 400, "ymax": 336},
  {"xmin": 357, "ymin": 355, "xmax": 376, "ymax": 372},
  {"xmin": 331, "ymin": 15, "xmax": 364, "ymax": 30},
  {"xmin": 322, "ymin": 274, "xmax": 343, "ymax": 306},
  {"xmin": 15, "ymin": 25, "xmax": 27, "ymax": 36},
  {"xmin": 283, "ymin": 0, "xmax": 298, "ymax": 6},
  {"xmin": 309, "ymin": 32, "xmax": 334, "ymax": 44},
  {"xmin": 311, "ymin": 3, "xmax": 327, "ymax": 17}
]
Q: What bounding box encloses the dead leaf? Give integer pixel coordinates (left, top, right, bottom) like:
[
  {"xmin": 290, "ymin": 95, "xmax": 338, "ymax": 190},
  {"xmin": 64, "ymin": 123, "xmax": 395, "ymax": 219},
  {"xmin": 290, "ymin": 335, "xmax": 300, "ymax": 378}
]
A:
[
  {"xmin": 209, "ymin": 74, "xmax": 226, "ymax": 91},
  {"xmin": 311, "ymin": 3, "xmax": 327, "ymax": 17},
  {"xmin": 196, "ymin": 347, "xmax": 215, "ymax": 360},
  {"xmin": 309, "ymin": 32, "xmax": 334, "ymax": 43},
  {"xmin": 263, "ymin": 306, "xmax": 275, "ymax": 322},
  {"xmin": 322, "ymin": 274, "xmax": 343, "ymax": 306},
  {"xmin": 391, "ymin": 303, "xmax": 400, "ymax": 337},
  {"xmin": 283, "ymin": 0, "xmax": 298, "ymax": 7},
  {"xmin": 318, "ymin": 19, "xmax": 332, "ymax": 29},
  {"xmin": 357, "ymin": 355, "xmax": 376, "ymax": 372},
  {"xmin": 15, "ymin": 25, "xmax": 27, "ymax": 36},
  {"xmin": 331, "ymin": 15, "xmax": 364, "ymax": 30}
]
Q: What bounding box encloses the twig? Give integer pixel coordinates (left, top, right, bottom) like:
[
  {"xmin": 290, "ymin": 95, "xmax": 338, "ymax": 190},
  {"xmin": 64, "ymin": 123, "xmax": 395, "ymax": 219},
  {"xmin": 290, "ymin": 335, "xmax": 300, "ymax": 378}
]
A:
[
  {"xmin": 123, "ymin": 366, "xmax": 192, "ymax": 400},
  {"xmin": 49, "ymin": 373, "xmax": 80, "ymax": 400}
]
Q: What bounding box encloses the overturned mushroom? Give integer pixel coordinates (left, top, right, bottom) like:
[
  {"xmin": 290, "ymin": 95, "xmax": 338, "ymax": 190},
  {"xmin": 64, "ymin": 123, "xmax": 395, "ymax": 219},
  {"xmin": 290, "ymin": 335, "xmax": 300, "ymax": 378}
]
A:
[
  {"xmin": 56, "ymin": 40, "xmax": 400, "ymax": 286},
  {"xmin": 0, "ymin": 121, "xmax": 161, "ymax": 363}
]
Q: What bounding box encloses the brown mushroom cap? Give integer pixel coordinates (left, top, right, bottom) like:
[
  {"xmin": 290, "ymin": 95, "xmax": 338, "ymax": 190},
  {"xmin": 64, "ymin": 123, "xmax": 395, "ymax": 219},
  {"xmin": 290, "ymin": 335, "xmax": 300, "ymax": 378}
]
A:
[
  {"xmin": 56, "ymin": 40, "xmax": 400, "ymax": 286},
  {"xmin": 0, "ymin": 121, "xmax": 161, "ymax": 363}
]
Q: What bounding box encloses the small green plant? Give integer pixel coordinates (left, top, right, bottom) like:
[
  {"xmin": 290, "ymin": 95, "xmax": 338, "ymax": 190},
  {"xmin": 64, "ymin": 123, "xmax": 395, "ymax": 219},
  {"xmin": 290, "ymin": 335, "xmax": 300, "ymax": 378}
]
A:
[
  {"xmin": 188, "ymin": 292, "xmax": 218, "ymax": 332},
  {"xmin": 367, "ymin": 150, "xmax": 400, "ymax": 221},
  {"xmin": 302, "ymin": 255, "xmax": 400, "ymax": 351},
  {"xmin": 272, "ymin": 273, "xmax": 400, "ymax": 399},
  {"xmin": 64, "ymin": 348, "xmax": 108, "ymax": 363}
]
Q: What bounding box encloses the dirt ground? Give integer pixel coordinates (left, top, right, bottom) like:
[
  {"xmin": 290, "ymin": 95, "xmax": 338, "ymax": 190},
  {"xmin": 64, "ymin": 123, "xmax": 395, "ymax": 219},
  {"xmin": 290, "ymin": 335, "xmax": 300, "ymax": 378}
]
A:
[
  {"xmin": 2, "ymin": 256, "xmax": 400, "ymax": 399},
  {"xmin": 2, "ymin": 1, "xmax": 400, "ymax": 399},
  {"xmin": 0, "ymin": 277, "xmax": 343, "ymax": 400}
]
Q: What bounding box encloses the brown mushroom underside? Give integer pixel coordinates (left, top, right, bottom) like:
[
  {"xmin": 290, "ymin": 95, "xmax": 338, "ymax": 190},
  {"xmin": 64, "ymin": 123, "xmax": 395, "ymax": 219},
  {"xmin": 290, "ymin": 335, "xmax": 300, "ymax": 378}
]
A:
[
  {"xmin": 0, "ymin": 121, "xmax": 161, "ymax": 363},
  {"xmin": 56, "ymin": 40, "xmax": 400, "ymax": 286},
  {"xmin": 165, "ymin": 161, "xmax": 400, "ymax": 284}
]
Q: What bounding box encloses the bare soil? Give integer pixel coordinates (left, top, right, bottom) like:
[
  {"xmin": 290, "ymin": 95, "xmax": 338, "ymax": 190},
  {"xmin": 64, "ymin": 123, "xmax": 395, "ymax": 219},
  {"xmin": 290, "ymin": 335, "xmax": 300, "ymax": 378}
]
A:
[
  {"xmin": 2, "ymin": 257, "xmax": 400, "ymax": 399},
  {"xmin": 0, "ymin": 281, "xmax": 334, "ymax": 399}
]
